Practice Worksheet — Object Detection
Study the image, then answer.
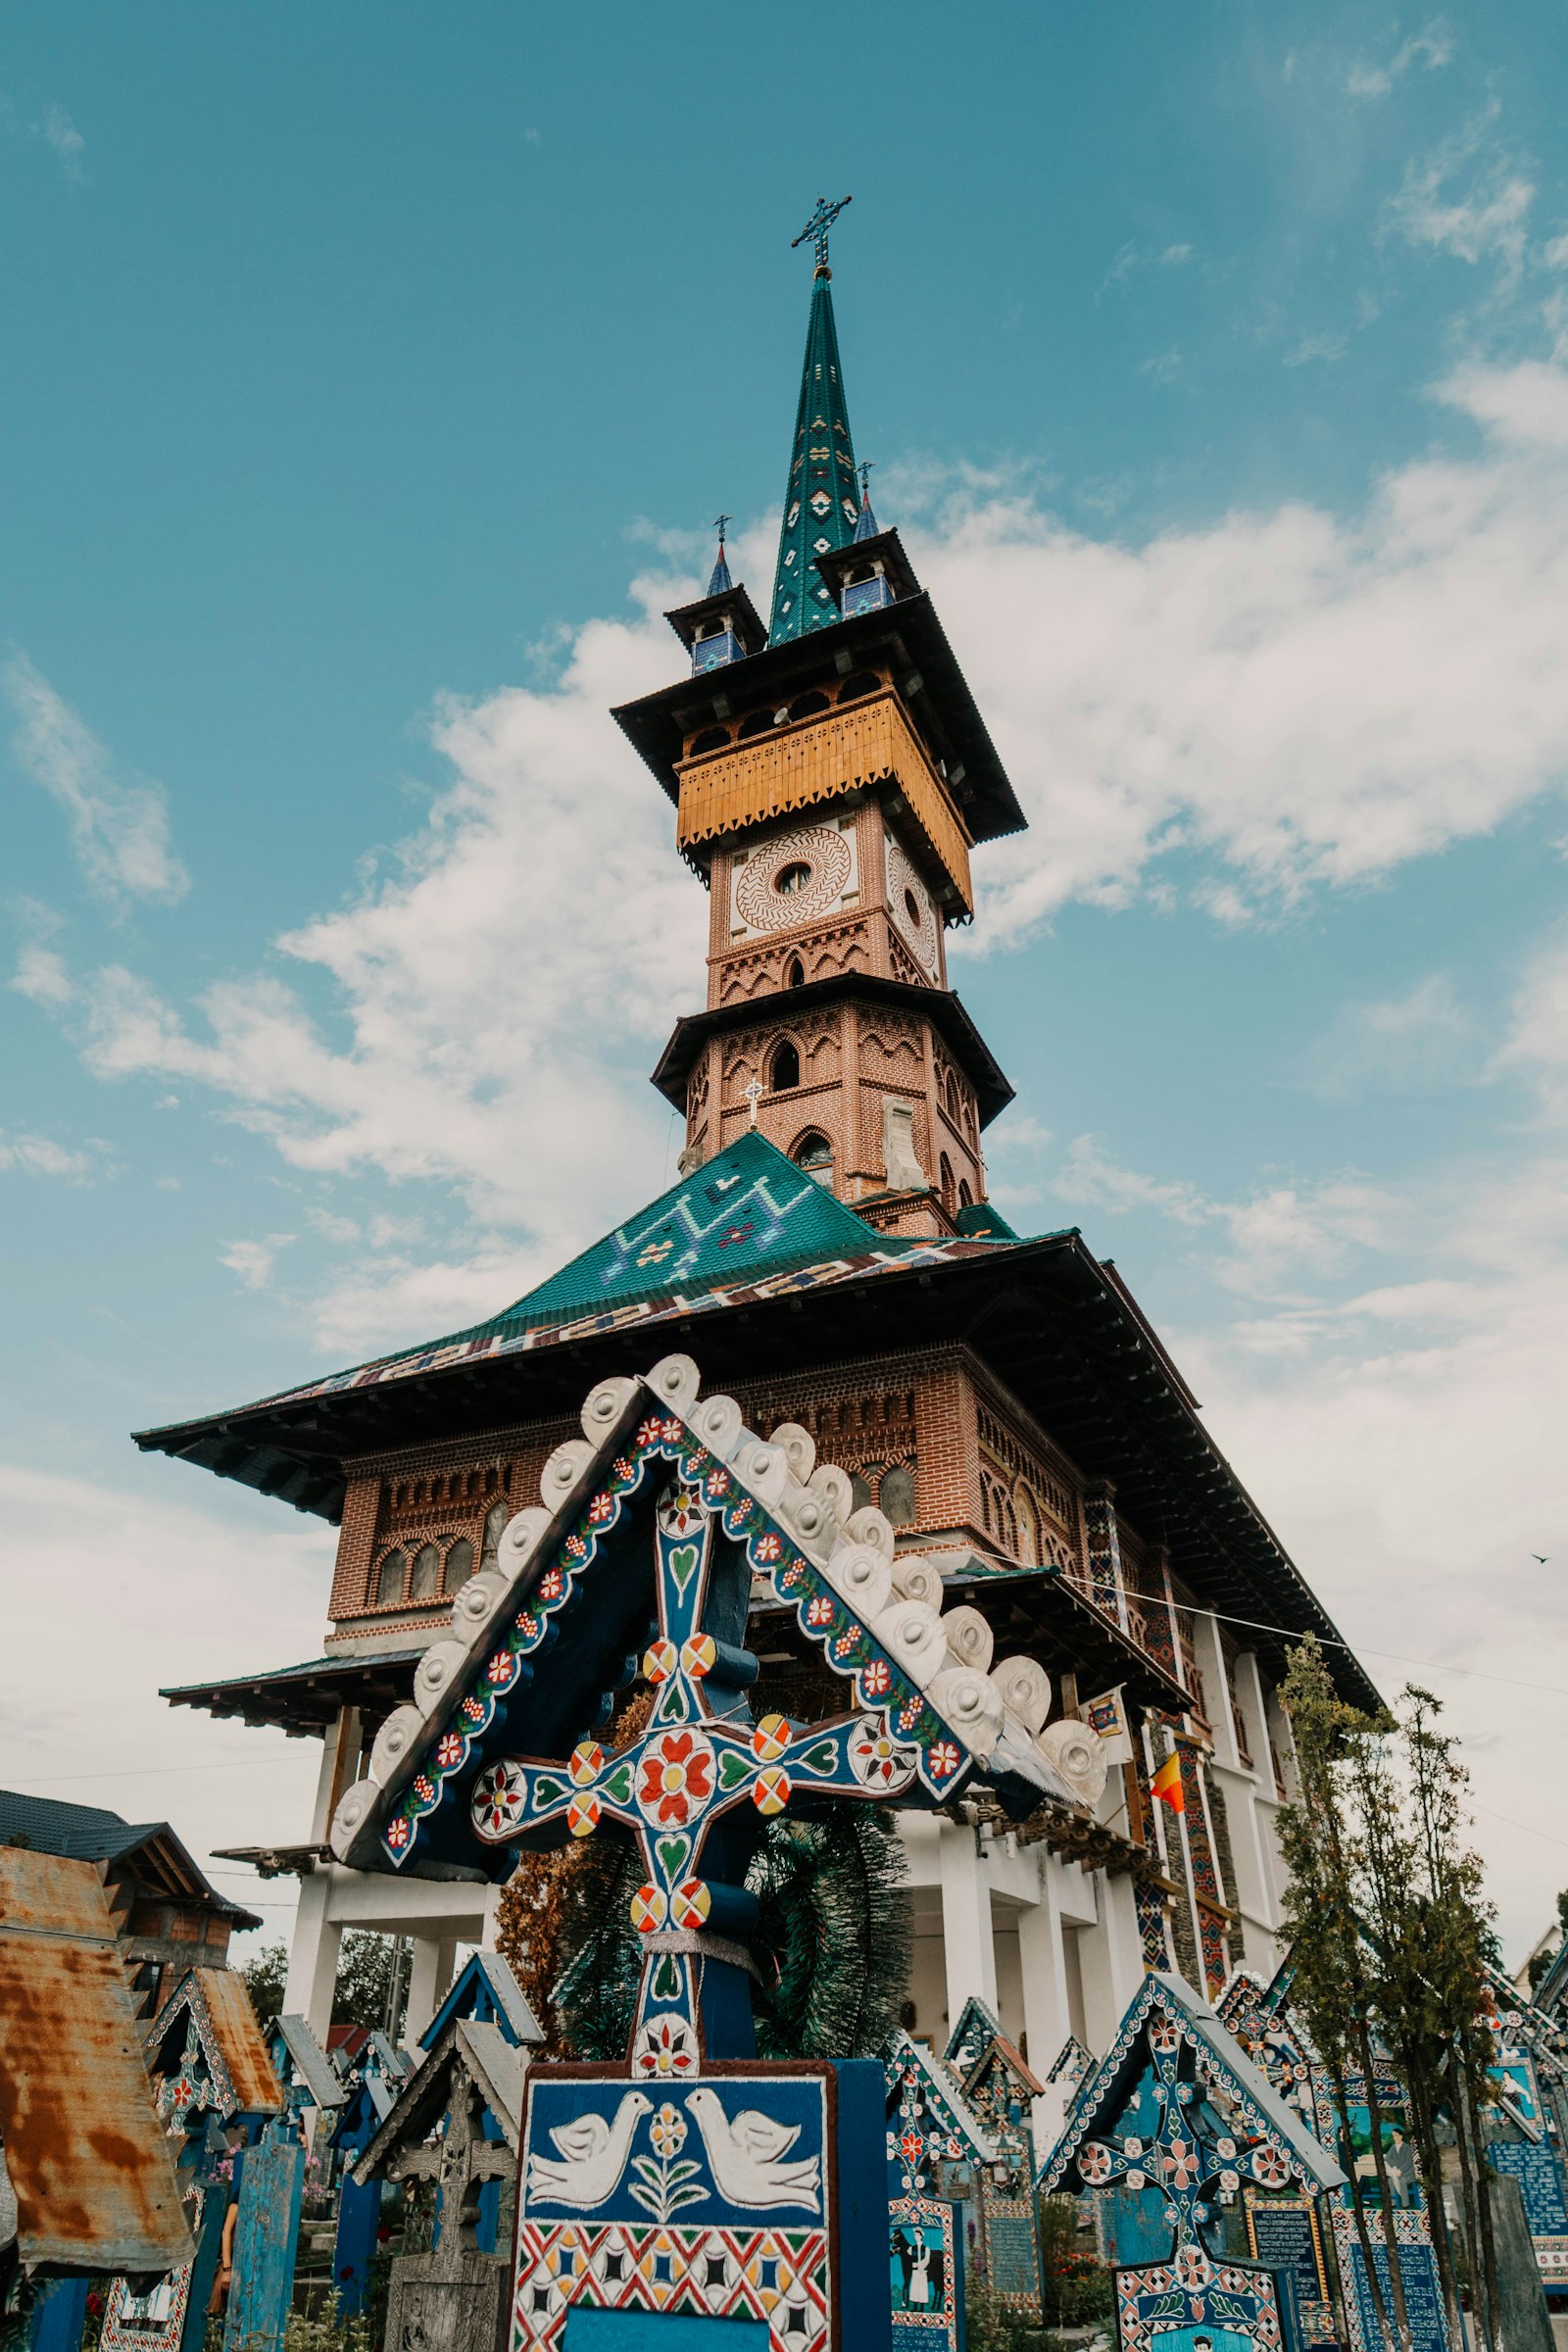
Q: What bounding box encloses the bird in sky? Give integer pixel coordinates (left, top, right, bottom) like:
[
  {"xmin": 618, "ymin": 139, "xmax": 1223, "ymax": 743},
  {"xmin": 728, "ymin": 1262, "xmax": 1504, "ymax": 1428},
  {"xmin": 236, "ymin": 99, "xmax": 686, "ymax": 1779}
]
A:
[
  {"xmin": 686, "ymin": 2086, "xmax": 821, "ymax": 2212},
  {"xmin": 1532, "ymin": 1554, "xmax": 1548, "ymax": 1563},
  {"xmin": 526, "ymin": 2091, "xmax": 652, "ymax": 2206}
]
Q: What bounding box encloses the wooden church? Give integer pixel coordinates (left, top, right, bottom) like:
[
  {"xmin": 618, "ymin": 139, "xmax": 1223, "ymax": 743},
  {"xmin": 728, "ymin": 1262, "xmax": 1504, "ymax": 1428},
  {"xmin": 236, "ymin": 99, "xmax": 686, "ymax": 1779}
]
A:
[{"xmin": 137, "ymin": 200, "xmax": 1376, "ymax": 2094}]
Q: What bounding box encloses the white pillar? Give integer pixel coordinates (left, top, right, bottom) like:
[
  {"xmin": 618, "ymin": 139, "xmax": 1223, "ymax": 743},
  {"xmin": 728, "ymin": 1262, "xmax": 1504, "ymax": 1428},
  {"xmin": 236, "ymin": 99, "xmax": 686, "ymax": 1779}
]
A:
[
  {"xmin": 939, "ymin": 1820, "xmax": 997, "ymax": 2023},
  {"xmin": 403, "ymin": 1933, "xmax": 458, "ymax": 2052},
  {"xmin": 284, "ymin": 1871, "xmax": 342, "ymax": 2044},
  {"xmin": 1019, "ymin": 1881, "xmax": 1072, "ymax": 2154}
]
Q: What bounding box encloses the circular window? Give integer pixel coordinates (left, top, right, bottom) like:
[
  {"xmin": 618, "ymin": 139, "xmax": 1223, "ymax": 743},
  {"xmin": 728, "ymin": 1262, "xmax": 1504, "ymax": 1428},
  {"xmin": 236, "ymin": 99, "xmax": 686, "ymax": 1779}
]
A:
[
  {"xmin": 905, "ymin": 887, "xmax": 921, "ymax": 927},
  {"xmin": 733, "ymin": 826, "xmax": 854, "ymax": 931}
]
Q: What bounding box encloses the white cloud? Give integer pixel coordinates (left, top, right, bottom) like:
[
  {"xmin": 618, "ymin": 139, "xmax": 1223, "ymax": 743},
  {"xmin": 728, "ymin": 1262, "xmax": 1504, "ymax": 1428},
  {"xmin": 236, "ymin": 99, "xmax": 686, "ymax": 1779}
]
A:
[
  {"xmin": 1178, "ymin": 1146, "xmax": 1568, "ymax": 1952},
  {"xmin": 6, "ymin": 655, "xmax": 189, "ymax": 907},
  {"xmin": 1389, "ymin": 107, "xmax": 1534, "ymax": 285},
  {"xmin": 1493, "ymin": 923, "xmax": 1568, "ymax": 1117},
  {"xmin": 219, "ymin": 1235, "xmax": 295, "ymax": 1291},
  {"xmin": 0, "ymin": 1462, "xmax": 331, "ymax": 1952},
  {"xmin": 0, "ymin": 1131, "xmax": 95, "ymax": 1179},
  {"xmin": 1048, "ymin": 1135, "xmax": 1396, "ymax": 1299},
  {"xmin": 1292, "ymin": 972, "xmax": 1475, "ymax": 1101},
  {"xmin": 910, "ymin": 361, "xmax": 1568, "ymax": 942},
  {"xmin": 1348, "ymin": 20, "xmax": 1455, "ymax": 100},
  {"xmin": 40, "ymin": 103, "xmax": 84, "ymax": 182}
]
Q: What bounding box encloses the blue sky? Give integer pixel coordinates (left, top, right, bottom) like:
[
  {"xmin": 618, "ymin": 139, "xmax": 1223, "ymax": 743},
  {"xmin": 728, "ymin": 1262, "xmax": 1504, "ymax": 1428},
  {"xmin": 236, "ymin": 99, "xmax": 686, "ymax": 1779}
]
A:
[{"xmin": 4, "ymin": 2, "xmax": 1567, "ymax": 1957}]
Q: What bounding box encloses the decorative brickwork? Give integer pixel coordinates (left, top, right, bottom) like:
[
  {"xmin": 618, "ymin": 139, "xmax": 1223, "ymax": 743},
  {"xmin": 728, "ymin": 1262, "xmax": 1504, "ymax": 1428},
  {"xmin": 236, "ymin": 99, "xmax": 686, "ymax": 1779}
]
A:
[{"xmin": 328, "ymin": 1420, "xmax": 574, "ymax": 1625}]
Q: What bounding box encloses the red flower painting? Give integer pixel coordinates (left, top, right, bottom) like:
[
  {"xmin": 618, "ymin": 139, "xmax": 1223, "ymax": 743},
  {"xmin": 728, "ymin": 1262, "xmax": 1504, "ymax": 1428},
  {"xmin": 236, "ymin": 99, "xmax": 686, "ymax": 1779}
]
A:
[{"xmin": 636, "ymin": 1731, "xmax": 714, "ymax": 1827}]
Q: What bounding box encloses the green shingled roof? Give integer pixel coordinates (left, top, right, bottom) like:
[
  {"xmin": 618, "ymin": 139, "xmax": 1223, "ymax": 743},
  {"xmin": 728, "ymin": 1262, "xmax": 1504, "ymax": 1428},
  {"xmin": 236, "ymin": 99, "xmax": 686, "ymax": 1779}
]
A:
[{"xmin": 466, "ymin": 1129, "xmax": 929, "ymax": 1341}]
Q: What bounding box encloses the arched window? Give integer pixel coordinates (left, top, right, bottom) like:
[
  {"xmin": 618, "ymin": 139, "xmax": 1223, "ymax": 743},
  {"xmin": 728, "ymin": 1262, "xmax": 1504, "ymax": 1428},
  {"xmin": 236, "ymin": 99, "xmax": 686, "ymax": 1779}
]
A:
[
  {"xmin": 879, "ymin": 1461, "xmax": 916, "ymax": 1526},
  {"xmin": 737, "ymin": 709, "xmax": 776, "ymax": 740},
  {"xmin": 939, "ymin": 1153, "xmax": 956, "ymax": 1210},
  {"xmin": 480, "ymin": 1497, "xmax": 510, "ymax": 1570},
  {"xmin": 793, "ymin": 1131, "xmax": 833, "ymax": 1186},
  {"xmin": 409, "ymin": 1543, "xmax": 441, "ymax": 1600},
  {"xmin": 849, "ymin": 1469, "xmax": 876, "ymax": 1513},
  {"xmin": 770, "ymin": 1040, "xmax": 801, "ymax": 1092},
  {"xmin": 375, "ymin": 1547, "xmax": 406, "ymax": 1605},
  {"xmin": 945, "ymin": 1072, "xmax": 962, "ymax": 1122},
  {"xmin": 788, "ymin": 690, "xmax": 830, "ymax": 721},
  {"xmin": 688, "ymin": 724, "xmax": 730, "ymax": 757},
  {"xmin": 836, "ymin": 671, "xmax": 880, "ymax": 704},
  {"xmin": 1014, "ymin": 1487, "xmax": 1039, "ymax": 1568},
  {"xmin": 443, "ymin": 1537, "xmax": 475, "ymax": 1593},
  {"xmin": 785, "ymin": 956, "xmax": 806, "ymax": 990},
  {"xmin": 958, "ymin": 1178, "xmax": 974, "ymax": 1209}
]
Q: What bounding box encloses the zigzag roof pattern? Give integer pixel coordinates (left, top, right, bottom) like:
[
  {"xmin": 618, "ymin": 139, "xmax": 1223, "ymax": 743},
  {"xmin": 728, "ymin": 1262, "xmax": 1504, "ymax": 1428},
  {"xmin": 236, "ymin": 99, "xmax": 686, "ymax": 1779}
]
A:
[{"xmin": 200, "ymin": 1132, "xmax": 1006, "ymax": 1417}]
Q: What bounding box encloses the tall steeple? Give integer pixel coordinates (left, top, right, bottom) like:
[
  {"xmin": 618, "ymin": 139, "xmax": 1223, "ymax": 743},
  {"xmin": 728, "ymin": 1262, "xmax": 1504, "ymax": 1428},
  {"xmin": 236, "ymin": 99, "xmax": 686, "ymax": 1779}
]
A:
[{"xmin": 768, "ymin": 196, "xmax": 862, "ymax": 644}]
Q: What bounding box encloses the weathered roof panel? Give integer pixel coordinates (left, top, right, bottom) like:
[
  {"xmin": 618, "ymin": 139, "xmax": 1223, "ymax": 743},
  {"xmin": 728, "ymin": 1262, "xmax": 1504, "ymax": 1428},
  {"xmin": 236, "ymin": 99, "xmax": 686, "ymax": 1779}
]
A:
[
  {"xmin": 0, "ymin": 1850, "xmax": 192, "ymax": 2275},
  {"xmin": 160, "ymin": 1968, "xmax": 282, "ymax": 2119}
]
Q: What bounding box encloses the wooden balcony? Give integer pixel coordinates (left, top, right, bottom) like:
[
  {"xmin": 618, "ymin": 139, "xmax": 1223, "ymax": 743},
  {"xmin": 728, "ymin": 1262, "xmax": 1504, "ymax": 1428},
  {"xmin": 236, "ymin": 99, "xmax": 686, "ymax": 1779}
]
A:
[{"xmin": 675, "ymin": 689, "xmax": 974, "ymax": 912}]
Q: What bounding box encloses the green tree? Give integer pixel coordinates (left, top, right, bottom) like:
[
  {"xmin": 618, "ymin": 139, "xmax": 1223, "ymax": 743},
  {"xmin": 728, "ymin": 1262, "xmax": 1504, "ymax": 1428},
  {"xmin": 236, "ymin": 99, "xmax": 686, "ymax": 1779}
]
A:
[
  {"xmin": 241, "ymin": 1932, "xmax": 404, "ymax": 2036},
  {"xmin": 244, "ymin": 1939, "xmax": 288, "ymax": 2030},
  {"xmin": 1277, "ymin": 1640, "xmax": 1410, "ymax": 2352}
]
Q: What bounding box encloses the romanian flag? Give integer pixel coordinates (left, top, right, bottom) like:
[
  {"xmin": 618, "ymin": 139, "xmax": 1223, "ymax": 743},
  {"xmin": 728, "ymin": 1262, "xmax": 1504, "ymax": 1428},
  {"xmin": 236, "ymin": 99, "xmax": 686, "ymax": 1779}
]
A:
[{"xmin": 1152, "ymin": 1752, "xmax": 1186, "ymax": 1814}]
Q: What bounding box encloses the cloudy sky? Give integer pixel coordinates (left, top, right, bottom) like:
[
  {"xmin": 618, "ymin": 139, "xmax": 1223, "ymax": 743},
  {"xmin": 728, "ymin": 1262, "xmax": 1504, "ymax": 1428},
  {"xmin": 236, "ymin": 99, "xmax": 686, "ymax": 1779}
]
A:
[{"xmin": 3, "ymin": 3, "xmax": 1566, "ymax": 1962}]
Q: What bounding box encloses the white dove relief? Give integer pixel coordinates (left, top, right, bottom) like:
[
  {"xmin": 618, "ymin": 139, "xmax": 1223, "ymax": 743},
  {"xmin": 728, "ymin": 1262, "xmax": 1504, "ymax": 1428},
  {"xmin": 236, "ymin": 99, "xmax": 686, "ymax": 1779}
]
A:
[
  {"xmin": 526, "ymin": 2090, "xmax": 653, "ymax": 2207},
  {"xmin": 685, "ymin": 2086, "xmax": 822, "ymax": 2213}
]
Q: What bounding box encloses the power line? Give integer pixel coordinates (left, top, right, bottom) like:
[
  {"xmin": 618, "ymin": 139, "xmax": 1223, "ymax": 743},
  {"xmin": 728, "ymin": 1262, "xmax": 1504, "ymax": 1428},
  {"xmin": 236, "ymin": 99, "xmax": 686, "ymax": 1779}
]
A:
[{"xmin": 1190, "ymin": 1606, "xmax": 1568, "ymax": 1700}]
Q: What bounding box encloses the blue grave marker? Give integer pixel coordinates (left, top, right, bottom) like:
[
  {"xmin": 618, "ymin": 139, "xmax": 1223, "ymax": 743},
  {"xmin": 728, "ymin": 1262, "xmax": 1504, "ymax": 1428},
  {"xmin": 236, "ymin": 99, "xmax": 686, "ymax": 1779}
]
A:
[{"xmin": 326, "ymin": 1355, "xmax": 1082, "ymax": 2352}]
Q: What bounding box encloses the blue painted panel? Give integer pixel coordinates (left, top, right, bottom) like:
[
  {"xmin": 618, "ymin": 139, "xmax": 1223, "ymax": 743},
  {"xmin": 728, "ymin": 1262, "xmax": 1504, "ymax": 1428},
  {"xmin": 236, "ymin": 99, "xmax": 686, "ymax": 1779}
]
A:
[
  {"xmin": 27, "ymin": 2277, "xmax": 88, "ymax": 2352},
  {"xmin": 524, "ymin": 2075, "xmax": 827, "ymax": 2231},
  {"xmin": 331, "ymin": 2171, "xmax": 381, "ymax": 2317},
  {"xmin": 222, "ymin": 2128, "xmax": 303, "ymax": 2352},
  {"xmin": 832, "ymin": 2058, "xmax": 894, "ymax": 2352},
  {"xmin": 564, "ymin": 2313, "xmax": 767, "ymax": 2346}
]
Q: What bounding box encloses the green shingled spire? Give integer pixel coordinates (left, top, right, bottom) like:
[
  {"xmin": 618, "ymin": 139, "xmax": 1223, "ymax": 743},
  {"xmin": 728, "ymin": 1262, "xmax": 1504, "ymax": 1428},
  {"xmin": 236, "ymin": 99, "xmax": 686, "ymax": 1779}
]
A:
[{"xmin": 768, "ymin": 198, "xmax": 862, "ymax": 644}]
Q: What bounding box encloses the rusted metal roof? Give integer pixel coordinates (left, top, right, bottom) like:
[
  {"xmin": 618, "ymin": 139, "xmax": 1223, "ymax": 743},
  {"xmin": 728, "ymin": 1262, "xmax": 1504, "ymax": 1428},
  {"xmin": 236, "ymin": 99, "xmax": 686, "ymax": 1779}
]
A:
[
  {"xmin": 0, "ymin": 1849, "xmax": 193, "ymax": 2275},
  {"xmin": 175, "ymin": 1968, "xmax": 283, "ymax": 2119}
]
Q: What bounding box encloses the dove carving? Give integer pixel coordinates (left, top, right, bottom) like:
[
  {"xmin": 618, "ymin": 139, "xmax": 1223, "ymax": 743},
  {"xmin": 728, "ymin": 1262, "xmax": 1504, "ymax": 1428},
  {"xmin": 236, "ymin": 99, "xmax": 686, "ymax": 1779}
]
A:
[
  {"xmin": 686, "ymin": 2086, "xmax": 822, "ymax": 2213},
  {"xmin": 525, "ymin": 2090, "xmax": 652, "ymax": 2206}
]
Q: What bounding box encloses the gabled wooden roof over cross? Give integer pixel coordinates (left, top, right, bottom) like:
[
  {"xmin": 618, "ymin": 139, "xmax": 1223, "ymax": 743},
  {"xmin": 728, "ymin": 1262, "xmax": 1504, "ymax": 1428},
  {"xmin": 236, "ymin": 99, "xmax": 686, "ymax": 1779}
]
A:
[
  {"xmin": 1040, "ymin": 1972, "xmax": 1342, "ymax": 2250},
  {"xmin": 330, "ymin": 1350, "xmax": 1077, "ymax": 2070}
]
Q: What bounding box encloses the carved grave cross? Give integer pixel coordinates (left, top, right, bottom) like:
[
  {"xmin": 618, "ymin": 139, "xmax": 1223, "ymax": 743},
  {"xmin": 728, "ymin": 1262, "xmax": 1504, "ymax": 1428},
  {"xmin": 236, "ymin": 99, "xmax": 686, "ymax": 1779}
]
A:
[
  {"xmin": 465, "ymin": 1445, "xmax": 922, "ymax": 2076},
  {"xmin": 391, "ymin": 2058, "xmax": 514, "ymax": 2282}
]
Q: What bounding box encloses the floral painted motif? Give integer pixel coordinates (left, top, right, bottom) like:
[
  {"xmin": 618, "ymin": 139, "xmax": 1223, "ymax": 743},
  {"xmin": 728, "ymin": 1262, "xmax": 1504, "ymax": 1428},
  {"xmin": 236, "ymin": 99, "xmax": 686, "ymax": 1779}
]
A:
[
  {"xmin": 587, "ymin": 1492, "xmax": 615, "ymax": 1525},
  {"xmin": 926, "ymin": 1740, "xmax": 960, "ymax": 1781},
  {"xmin": 633, "ymin": 2012, "xmax": 697, "ymax": 2080},
  {"xmin": 848, "ymin": 1722, "xmax": 915, "ymax": 1792},
  {"xmin": 472, "ymin": 1759, "xmax": 528, "ymax": 1837},
  {"xmin": 435, "ymin": 1731, "xmax": 466, "ymax": 1771},
  {"xmin": 806, "ymin": 1594, "xmax": 836, "ymax": 1628},
  {"xmin": 636, "ymin": 1730, "xmax": 714, "ymax": 1828}
]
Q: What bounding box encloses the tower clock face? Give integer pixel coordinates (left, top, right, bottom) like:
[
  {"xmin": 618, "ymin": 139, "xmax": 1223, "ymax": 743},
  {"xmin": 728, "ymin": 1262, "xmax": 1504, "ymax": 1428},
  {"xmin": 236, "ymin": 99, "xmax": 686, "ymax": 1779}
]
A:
[
  {"xmin": 731, "ymin": 822, "xmax": 858, "ymax": 936},
  {"xmin": 885, "ymin": 832, "xmax": 941, "ymax": 978}
]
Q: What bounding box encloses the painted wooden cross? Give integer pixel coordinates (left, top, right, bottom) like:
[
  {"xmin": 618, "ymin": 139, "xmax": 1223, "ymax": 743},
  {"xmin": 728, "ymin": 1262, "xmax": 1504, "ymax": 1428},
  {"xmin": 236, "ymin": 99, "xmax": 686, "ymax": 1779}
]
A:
[
  {"xmin": 1042, "ymin": 1973, "xmax": 1343, "ymax": 2352},
  {"xmin": 329, "ymin": 1355, "xmax": 1074, "ymax": 2351},
  {"xmin": 463, "ymin": 1440, "xmax": 960, "ymax": 2076},
  {"xmin": 333, "ymin": 1354, "xmax": 1069, "ymax": 2072}
]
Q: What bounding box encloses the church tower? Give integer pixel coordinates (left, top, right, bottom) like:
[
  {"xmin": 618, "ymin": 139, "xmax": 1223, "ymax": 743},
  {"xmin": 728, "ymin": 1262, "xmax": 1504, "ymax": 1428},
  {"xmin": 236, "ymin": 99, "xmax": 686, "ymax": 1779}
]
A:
[{"xmin": 613, "ymin": 198, "xmax": 1023, "ymax": 1237}]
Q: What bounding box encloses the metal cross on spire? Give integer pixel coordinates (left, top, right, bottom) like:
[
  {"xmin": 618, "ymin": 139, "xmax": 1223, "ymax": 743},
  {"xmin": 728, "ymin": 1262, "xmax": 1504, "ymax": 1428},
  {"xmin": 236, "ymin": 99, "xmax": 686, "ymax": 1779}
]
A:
[
  {"xmin": 791, "ymin": 192, "xmax": 853, "ymax": 274},
  {"xmin": 710, "ymin": 512, "xmax": 731, "ymax": 545}
]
